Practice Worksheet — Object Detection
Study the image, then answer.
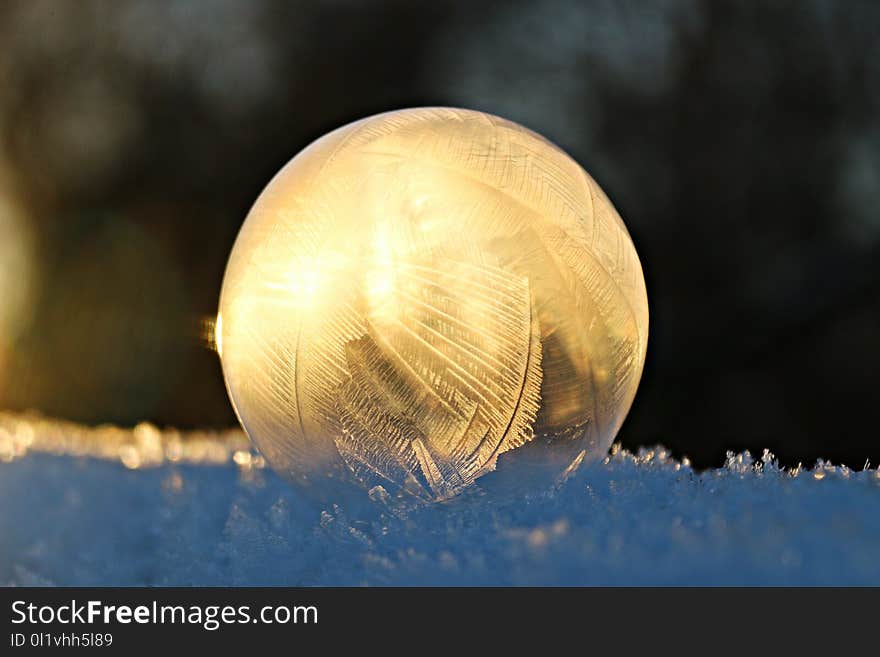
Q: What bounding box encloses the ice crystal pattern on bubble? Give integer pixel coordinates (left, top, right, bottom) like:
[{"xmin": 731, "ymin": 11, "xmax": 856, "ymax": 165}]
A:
[{"xmin": 218, "ymin": 108, "xmax": 648, "ymax": 500}]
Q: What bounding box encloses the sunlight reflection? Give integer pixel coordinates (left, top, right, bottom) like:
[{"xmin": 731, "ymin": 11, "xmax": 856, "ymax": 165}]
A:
[{"xmin": 0, "ymin": 411, "xmax": 259, "ymax": 469}]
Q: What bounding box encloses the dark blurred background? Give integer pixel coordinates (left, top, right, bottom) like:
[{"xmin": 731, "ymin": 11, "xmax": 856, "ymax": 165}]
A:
[{"xmin": 0, "ymin": 0, "xmax": 877, "ymax": 468}]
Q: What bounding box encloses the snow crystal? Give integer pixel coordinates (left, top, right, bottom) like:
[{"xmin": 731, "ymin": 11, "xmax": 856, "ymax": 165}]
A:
[{"xmin": 0, "ymin": 413, "xmax": 878, "ymax": 586}]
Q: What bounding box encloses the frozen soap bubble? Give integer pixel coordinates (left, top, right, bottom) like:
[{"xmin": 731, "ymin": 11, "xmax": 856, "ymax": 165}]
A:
[{"xmin": 218, "ymin": 107, "xmax": 648, "ymax": 502}]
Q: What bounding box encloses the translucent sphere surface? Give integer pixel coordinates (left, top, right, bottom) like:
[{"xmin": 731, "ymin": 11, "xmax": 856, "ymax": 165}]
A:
[{"xmin": 219, "ymin": 108, "xmax": 648, "ymax": 501}]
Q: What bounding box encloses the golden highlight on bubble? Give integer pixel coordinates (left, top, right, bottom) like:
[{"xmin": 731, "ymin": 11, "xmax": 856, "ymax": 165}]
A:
[{"xmin": 218, "ymin": 108, "xmax": 648, "ymax": 500}]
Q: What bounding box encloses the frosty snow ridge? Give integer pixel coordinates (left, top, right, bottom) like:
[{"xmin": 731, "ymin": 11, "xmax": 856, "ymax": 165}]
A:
[
  {"xmin": 0, "ymin": 411, "xmax": 257, "ymax": 470},
  {"xmin": 1, "ymin": 411, "xmax": 877, "ymax": 482},
  {"xmin": 1, "ymin": 412, "xmax": 879, "ymax": 585}
]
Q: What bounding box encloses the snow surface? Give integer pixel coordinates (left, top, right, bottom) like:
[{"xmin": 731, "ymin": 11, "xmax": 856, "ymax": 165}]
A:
[{"xmin": 1, "ymin": 413, "xmax": 878, "ymax": 586}]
